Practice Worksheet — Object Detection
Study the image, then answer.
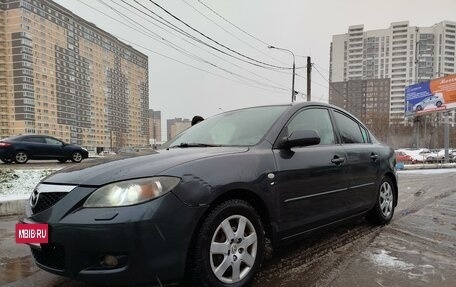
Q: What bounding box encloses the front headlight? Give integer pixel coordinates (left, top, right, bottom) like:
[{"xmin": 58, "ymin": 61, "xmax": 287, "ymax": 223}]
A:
[{"xmin": 83, "ymin": 177, "xmax": 180, "ymax": 207}]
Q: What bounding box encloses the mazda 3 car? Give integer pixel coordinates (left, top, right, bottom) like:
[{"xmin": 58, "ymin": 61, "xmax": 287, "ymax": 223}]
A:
[
  {"xmin": 0, "ymin": 134, "xmax": 88, "ymax": 164},
  {"xmin": 21, "ymin": 103, "xmax": 398, "ymax": 286}
]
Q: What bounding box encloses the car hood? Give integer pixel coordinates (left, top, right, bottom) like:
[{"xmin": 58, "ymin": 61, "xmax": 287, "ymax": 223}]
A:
[{"xmin": 43, "ymin": 147, "xmax": 249, "ymax": 186}]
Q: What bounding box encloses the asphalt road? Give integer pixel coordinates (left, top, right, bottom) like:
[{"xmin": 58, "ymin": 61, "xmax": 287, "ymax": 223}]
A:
[{"xmin": 1, "ymin": 170, "xmax": 456, "ymax": 287}]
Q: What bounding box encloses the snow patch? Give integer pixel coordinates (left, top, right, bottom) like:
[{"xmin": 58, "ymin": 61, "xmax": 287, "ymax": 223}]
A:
[
  {"xmin": 0, "ymin": 169, "xmax": 59, "ymax": 199},
  {"xmin": 366, "ymin": 249, "xmax": 415, "ymax": 270}
]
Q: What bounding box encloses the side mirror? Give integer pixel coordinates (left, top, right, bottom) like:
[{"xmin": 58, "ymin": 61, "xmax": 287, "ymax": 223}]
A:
[{"xmin": 280, "ymin": 130, "xmax": 320, "ymax": 149}]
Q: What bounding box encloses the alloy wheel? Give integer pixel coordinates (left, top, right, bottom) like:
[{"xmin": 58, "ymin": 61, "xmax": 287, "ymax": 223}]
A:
[
  {"xmin": 72, "ymin": 152, "xmax": 82, "ymax": 162},
  {"xmin": 15, "ymin": 152, "xmax": 28, "ymax": 163},
  {"xmin": 210, "ymin": 215, "xmax": 258, "ymax": 284},
  {"xmin": 379, "ymin": 181, "xmax": 393, "ymax": 218}
]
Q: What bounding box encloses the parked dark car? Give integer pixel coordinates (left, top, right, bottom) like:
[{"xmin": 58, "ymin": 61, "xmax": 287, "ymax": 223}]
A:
[
  {"xmin": 21, "ymin": 103, "xmax": 397, "ymax": 286},
  {"xmin": 0, "ymin": 134, "xmax": 88, "ymax": 164}
]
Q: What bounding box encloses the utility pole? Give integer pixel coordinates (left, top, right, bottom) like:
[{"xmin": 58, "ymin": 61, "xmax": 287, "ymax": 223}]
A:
[
  {"xmin": 413, "ymin": 28, "xmax": 420, "ymax": 148},
  {"xmin": 307, "ymin": 56, "xmax": 312, "ymax": 101},
  {"xmin": 444, "ymin": 111, "xmax": 449, "ymax": 163}
]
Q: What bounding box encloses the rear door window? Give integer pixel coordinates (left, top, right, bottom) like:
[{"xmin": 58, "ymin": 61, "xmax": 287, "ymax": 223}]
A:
[
  {"xmin": 333, "ymin": 111, "xmax": 365, "ymax": 144},
  {"xmin": 45, "ymin": 137, "xmax": 62, "ymax": 145}
]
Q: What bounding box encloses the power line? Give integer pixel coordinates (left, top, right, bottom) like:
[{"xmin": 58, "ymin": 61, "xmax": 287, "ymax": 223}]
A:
[
  {"xmin": 124, "ymin": 0, "xmax": 298, "ymax": 71},
  {"xmin": 313, "ymin": 62, "xmax": 345, "ymax": 82},
  {"xmin": 181, "ymin": 0, "xmax": 286, "ymax": 65},
  {"xmin": 147, "ymin": 0, "xmax": 301, "ymax": 70},
  {"xmin": 78, "ymin": 0, "xmax": 290, "ymax": 93},
  {"xmin": 106, "ymin": 0, "xmax": 290, "ymax": 90},
  {"xmin": 196, "ymin": 0, "xmax": 271, "ymax": 47},
  {"xmin": 120, "ymin": 0, "xmax": 304, "ymax": 79}
]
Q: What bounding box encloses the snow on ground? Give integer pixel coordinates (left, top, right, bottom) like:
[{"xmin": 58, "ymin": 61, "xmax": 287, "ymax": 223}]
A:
[
  {"xmin": 0, "ymin": 169, "xmax": 60, "ymax": 202},
  {"xmin": 398, "ymin": 168, "xmax": 456, "ymax": 175}
]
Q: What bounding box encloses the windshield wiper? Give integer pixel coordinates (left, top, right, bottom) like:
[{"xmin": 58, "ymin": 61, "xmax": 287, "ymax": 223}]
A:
[{"xmin": 167, "ymin": 143, "xmax": 222, "ymax": 149}]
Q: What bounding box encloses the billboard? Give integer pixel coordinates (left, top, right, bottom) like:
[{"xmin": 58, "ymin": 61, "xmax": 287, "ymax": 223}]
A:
[{"xmin": 405, "ymin": 74, "xmax": 456, "ymax": 117}]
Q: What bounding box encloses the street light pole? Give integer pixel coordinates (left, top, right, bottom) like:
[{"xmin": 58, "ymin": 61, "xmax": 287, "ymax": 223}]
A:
[{"xmin": 268, "ymin": 45, "xmax": 296, "ymax": 102}]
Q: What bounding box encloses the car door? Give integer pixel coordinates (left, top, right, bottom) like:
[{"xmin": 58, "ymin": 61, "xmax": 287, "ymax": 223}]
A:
[
  {"xmin": 43, "ymin": 137, "xmax": 64, "ymax": 159},
  {"xmin": 21, "ymin": 136, "xmax": 47, "ymax": 159},
  {"xmin": 272, "ymin": 107, "xmax": 350, "ymax": 239},
  {"xmin": 331, "ymin": 110, "xmax": 380, "ymax": 213}
]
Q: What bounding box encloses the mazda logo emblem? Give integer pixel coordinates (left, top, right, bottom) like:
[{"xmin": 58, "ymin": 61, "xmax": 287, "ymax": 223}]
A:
[{"xmin": 30, "ymin": 189, "xmax": 40, "ymax": 208}]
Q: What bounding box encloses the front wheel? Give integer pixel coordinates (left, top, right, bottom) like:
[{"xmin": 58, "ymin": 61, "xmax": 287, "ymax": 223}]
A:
[
  {"xmin": 367, "ymin": 177, "xmax": 396, "ymax": 225},
  {"xmin": 190, "ymin": 199, "xmax": 265, "ymax": 287},
  {"xmin": 71, "ymin": 151, "xmax": 83, "ymax": 163},
  {"xmin": 1, "ymin": 158, "xmax": 12, "ymax": 164}
]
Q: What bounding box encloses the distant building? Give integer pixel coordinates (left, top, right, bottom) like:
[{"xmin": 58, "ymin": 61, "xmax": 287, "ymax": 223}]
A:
[
  {"xmin": 167, "ymin": 118, "xmax": 190, "ymax": 141},
  {"xmin": 329, "ymin": 78, "xmax": 391, "ymax": 141},
  {"xmin": 330, "ymin": 21, "xmax": 456, "ymax": 123},
  {"xmin": 149, "ymin": 109, "xmax": 161, "ymax": 144},
  {"xmin": 0, "ymin": 0, "xmax": 149, "ymax": 149}
]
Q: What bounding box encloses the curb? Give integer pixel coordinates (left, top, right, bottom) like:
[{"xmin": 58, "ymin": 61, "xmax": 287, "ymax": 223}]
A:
[{"xmin": 0, "ymin": 199, "xmax": 27, "ymax": 217}]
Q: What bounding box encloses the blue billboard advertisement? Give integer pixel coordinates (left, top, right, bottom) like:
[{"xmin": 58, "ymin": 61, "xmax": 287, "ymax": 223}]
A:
[{"xmin": 405, "ymin": 75, "xmax": 456, "ymax": 117}]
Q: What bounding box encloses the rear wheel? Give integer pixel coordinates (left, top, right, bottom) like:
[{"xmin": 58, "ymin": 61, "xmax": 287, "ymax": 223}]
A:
[
  {"xmin": 58, "ymin": 158, "xmax": 67, "ymax": 163},
  {"xmin": 71, "ymin": 151, "xmax": 83, "ymax": 163},
  {"xmin": 436, "ymin": 101, "xmax": 442, "ymax": 107},
  {"xmin": 14, "ymin": 151, "xmax": 28, "ymax": 164},
  {"xmin": 416, "ymin": 105, "xmax": 423, "ymax": 111},
  {"xmin": 1, "ymin": 158, "xmax": 12, "ymax": 164},
  {"xmin": 190, "ymin": 199, "xmax": 265, "ymax": 287},
  {"xmin": 367, "ymin": 177, "xmax": 395, "ymax": 225}
]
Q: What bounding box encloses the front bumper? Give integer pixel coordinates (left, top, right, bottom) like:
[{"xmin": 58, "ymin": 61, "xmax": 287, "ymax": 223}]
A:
[{"xmin": 22, "ymin": 191, "xmax": 205, "ymax": 285}]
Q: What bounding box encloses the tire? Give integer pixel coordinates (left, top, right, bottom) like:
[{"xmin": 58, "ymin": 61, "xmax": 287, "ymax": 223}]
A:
[
  {"xmin": 190, "ymin": 199, "xmax": 265, "ymax": 287},
  {"xmin": 416, "ymin": 105, "xmax": 423, "ymax": 111},
  {"xmin": 58, "ymin": 158, "xmax": 67, "ymax": 163},
  {"xmin": 1, "ymin": 158, "xmax": 12, "ymax": 164},
  {"xmin": 436, "ymin": 101, "xmax": 442, "ymax": 107},
  {"xmin": 14, "ymin": 151, "xmax": 29, "ymax": 164},
  {"xmin": 367, "ymin": 177, "xmax": 395, "ymax": 225},
  {"xmin": 71, "ymin": 151, "xmax": 83, "ymax": 163}
]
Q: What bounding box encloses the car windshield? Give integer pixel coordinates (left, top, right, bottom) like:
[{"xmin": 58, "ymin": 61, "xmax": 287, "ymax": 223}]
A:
[{"xmin": 163, "ymin": 106, "xmax": 287, "ymax": 148}]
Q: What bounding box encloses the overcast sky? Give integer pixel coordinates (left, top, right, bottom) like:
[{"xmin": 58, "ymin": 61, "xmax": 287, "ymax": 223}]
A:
[{"xmin": 54, "ymin": 0, "xmax": 456, "ymax": 140}]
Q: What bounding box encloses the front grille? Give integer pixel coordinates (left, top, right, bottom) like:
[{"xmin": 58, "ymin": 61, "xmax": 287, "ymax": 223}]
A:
[
  {"xmin": 32, "ymin": 192, "xmax": 68, "ymax": 214},
  {"xmin": 31, "ymin": 243, "xmax": 65, "ymax": 270}
]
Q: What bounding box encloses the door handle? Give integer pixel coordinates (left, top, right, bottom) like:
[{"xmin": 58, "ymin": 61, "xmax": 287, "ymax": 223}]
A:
[
  {"xmin": 370, "ymin": 153, "xmax": 379, "ymax": 161},
  {"xmin": 331, "ymin": 155, "xmax": 345, "ymax": 165}
]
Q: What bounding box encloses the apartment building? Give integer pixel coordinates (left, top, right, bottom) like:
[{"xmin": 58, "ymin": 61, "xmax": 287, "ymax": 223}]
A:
[
  {"xmin": 329, "ymin": 78, "xmax": 390, "ymax": 140},
  {"xmin": 148, "ymin": 109, "xmax": 161, "ymax": 145},
  {"xmin": 330, "ymin": 21, "xmax": 456, "ymax": 124},
  {"xmin": 167, "ymin": 118, "xmax": 190, "ymax": 141},
  {"xmin": 0, "ymin": 0, "xmax": 149, "ymax": 149}
]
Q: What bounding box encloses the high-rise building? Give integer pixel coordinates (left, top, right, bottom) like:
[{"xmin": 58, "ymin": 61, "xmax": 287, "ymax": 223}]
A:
[
  {"xmin": 329, "ymin": 78, "xmax": 391, "ymax": 141},
  {"xmin": 0, "ymin": 0, "xmax": 149, "ymax": 149},
  {"xmin": 148, "ymin": 109, "xmax": 161, "ymax": 144},
  {"xmin": 167, "ymin": 118, "xmax": 190, "ymax": 141},
  {"xmin": 330, "ymin": 21, "xmax": 456, "ymax": 123}
]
